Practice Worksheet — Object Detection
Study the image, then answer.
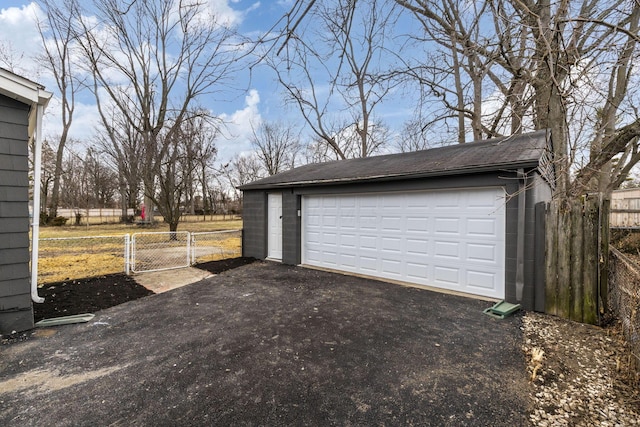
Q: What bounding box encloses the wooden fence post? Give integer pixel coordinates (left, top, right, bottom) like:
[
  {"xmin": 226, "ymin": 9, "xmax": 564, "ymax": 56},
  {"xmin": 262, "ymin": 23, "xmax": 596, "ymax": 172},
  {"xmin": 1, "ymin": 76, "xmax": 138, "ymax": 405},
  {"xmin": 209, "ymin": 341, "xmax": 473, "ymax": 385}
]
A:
[
  {"xmin": 570, "ymin": 198, "xmax": 584, "ymax": 322},
  {"xmin": 582, "ymin": 196, "xmax": 599, "ymax": 324},
  {"xmin": 545, "ymin": 195, "xmax": 607, "ymax": 324},
  {"xmin": 599, "ymin": 196, "xmax": 610, "ymax": 319},
  {"xmin": 545, "ymin": 201, "xmax": 559, "ymax": 316}
]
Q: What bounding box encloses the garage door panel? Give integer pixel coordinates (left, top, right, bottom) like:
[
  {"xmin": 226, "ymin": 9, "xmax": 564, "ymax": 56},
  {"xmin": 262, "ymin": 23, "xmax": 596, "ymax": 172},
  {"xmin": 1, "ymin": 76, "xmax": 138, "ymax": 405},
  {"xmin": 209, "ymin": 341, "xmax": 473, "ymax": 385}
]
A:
[
  {"xmin": 381, "ymin": 216, "xmax": 402, "ymax": 231},
  {"xmin": 435, "ymin": 217, "xmax": 461, "ymax": 235},
  {"xmin": 321, "ymin": 251, "xmax": 338, "ymax": 266},
  {"xmin": 467, "ymin": 243, "xmax": 497, "ymax": 263},
  {"xmin": 340, "ymin": 233, "xmax": 357, "ymax": 248},
  {"xmin": 307, "ymin": 214, "xmax": 321, "ymax": 226},
  {"xmin": 359, "ymin": 235, "xmax": 377, "ymax": 250},
  {"xmin": 381, "ymin": 236, "xmax": 402, "ymax": 251},
  {"xmin": 303, "ymin": 188, "xmax": 505, "ymax": 299},
  {"xmin": 434, "ymin": 266, "xmax": 460, "ymax": 285},
  {"xmin": 467, "ymin": 218, "xmax": 498, "ymax": 236},
  {"xmin": 359, "ymin": 216, "xmax": 377, "ymax": 230},
  {"xmin": 340, "ymin": 253, "xmax": 357, "ymax": 268},
  {"xmin": 434, "ymin": 240, "xmax": 460, "ymax": 258},
  {"xmin": 381, "ymin": 259, "xmax": 402, "ymax": 276},
  {"xmin": 359, "ymin": 256, "xmax": 378, "ymax": 272},
  {"xmin": 467, "ymin": 270, "xmax": 497, "ymax": 290},
  {"xmin": 406, "ymin": 217, "xmax": 429, "ymax": 232},
  {"xmin": 406, "ymin": 262, "xmax": 429, "ymax": 281},
  {"xmin": 406, "ymin": 238, "xmax": 429, "ymax": 255},
  {"xmin": 340, "ymin": 215, "xmax": 357, "ymax": 229},
  {"xmin": 466, "ymin": 191, "xmax": 499, "ymax": 208}
]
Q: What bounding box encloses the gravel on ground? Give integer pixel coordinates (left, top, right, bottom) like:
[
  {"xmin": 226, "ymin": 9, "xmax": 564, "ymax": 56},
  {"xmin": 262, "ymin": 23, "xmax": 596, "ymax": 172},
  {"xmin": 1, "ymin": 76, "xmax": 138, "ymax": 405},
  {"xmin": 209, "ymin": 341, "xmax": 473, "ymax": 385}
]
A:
[{"xmin": 523, "ymin": 312, "xmax": 640, "ymax": 426}]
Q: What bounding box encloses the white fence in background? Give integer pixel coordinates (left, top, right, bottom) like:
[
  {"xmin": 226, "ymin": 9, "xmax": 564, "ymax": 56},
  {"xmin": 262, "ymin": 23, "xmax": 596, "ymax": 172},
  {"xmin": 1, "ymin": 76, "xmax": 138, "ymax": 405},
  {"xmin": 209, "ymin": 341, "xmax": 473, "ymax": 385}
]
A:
[
  {"xmin": 56, "ymin": 208, "xmax": 135, "ymax": 218},
  {"xmin": 37, "ymin": 229, "xmax": 242, "ymax": 282}
]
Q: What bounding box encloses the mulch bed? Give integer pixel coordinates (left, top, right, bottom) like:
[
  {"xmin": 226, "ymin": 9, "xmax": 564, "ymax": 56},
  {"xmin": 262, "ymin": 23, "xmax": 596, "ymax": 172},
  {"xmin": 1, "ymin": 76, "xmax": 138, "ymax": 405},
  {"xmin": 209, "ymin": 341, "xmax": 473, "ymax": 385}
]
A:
[
  {"xmin": 194, "ymin": 257, "xmax": 256, "ymax": 274},
  {"xmin": 33, "ymin": 274, "xmax": 154, "ymax": 323},
  {"xmin": 32, "ymin": 257, "xmax": 256, "ymax": 323}
]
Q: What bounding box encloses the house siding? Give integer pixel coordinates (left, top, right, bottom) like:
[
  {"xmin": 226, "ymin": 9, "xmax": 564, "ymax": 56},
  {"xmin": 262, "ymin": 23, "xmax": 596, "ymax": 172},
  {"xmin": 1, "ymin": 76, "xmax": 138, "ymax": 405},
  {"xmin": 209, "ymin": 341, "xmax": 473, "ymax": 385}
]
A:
[
  {"xmin": 0, "ymin": 94, "xmax": 33, "ymax": 334},
  {"xmin": 242, "ymin": 168, "xmax": 551, "ymax": 312}
]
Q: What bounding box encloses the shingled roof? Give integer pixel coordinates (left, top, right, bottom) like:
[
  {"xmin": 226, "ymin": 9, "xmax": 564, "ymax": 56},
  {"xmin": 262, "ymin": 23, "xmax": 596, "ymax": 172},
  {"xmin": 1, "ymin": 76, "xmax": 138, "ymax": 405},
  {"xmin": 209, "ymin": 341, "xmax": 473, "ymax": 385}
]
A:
[{"xmin": 239, "ymin": 129, "xmax": 551, "ymax": 190}]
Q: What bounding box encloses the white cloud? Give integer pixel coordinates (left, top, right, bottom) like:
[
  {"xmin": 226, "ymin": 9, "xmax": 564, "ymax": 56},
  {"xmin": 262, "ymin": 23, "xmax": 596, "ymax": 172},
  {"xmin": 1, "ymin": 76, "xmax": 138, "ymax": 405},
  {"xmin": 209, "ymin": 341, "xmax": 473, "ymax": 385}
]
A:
[
  {"xmin": 41, "ymin": 96, "xmax": 100, "ymax": 143},
  {"xmin": 0, "ymin": 2, "xmax": 44, "ymax": 77},
  {"xmin": 207, "ymin": 0, "xmax": 246, "ymax": 26},
  {"xmin": 217, "ymin": 89, "xmax": 262, "ymax": 162}
]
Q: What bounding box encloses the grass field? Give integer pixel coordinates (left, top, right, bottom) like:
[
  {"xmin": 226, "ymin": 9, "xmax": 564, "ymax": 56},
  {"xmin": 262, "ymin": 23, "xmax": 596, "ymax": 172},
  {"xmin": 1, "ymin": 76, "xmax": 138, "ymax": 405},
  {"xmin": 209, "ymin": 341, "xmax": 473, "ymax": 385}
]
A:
[{"xmin": 36, "ymin": 217, "xmax": 243, "ymax": 284}]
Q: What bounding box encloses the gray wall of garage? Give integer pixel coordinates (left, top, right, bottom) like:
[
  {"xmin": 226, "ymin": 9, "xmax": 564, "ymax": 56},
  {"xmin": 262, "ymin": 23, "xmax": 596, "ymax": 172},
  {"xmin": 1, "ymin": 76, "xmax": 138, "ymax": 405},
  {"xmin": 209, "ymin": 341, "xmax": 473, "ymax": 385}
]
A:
[{"xmin": 242, "ymin": 168, "xmax": 550, "ymax": 311}]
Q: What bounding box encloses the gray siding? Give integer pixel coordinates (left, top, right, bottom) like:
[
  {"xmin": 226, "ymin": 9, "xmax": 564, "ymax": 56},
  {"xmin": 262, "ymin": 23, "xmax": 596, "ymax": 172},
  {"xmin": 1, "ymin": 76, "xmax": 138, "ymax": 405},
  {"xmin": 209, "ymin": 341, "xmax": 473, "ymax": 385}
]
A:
[
  {"xmin": 242, "ymin": 191, "xmax": 267, "ymax": 259},
  {"xmin": 0, "ymin": 94, "xmax": 33, "ymax": 334},
  {"xmin": 242, "ymin": 168, "xmax": 550, "ymax": 311}
]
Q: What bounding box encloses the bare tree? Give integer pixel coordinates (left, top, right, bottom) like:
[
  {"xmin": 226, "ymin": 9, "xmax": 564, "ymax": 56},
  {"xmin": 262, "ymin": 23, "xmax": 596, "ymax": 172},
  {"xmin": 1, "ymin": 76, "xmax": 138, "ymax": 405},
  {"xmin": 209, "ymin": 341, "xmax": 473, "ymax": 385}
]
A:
[
  {"xmin": 271, "ymin": 0, "xmax": 399, "ymax": 159},
  {"xmin": 33, "ymin": 140, "xmax": 57, "ymax": 222},
  {"xmin": 283, "ymin": 0, "xmax": 640, "ymax": 199},
  {"xmin": 0, "ymin": 41, "xmax": 27, "ymax": 74},
  {"xmin": 66, "ymin": 0, "xmax": 242, "ymax": 231},
  {"xmin": 95, "ymin": 107, "xmax": 145, "ymax": 222},
  {"xmin": 180, "ymin": 111, "xmax": 219, "ymax": 216},
  {"xmin": 84, "ymin": 147, "xmax": 118, "ymax": 208},
  {"xmin": 221, "ymin": 154, "xmax": 265, "ymax": 200},
  {"xmin": 388, "ymin": 0, "xmax": 640, "ymax": 198},
  {"xmin": 396, "ymin": 119, "xmax": 432, "ymax": 153},
  {"xmin": 37, "ymin": 0, "xmax": 84, "ymax": 220},
  {"xmin": 250, "ymin": 121, "xmax": 301, "ymax": 175}
]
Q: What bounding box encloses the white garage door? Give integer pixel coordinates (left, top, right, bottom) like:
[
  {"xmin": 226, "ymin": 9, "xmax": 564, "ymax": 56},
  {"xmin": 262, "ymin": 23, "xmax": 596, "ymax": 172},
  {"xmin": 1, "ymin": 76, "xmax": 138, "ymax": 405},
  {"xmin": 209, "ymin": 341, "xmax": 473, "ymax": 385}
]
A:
[{"xmin": 302, "ymin": 188, "xmax": 506, "ymax": 299}]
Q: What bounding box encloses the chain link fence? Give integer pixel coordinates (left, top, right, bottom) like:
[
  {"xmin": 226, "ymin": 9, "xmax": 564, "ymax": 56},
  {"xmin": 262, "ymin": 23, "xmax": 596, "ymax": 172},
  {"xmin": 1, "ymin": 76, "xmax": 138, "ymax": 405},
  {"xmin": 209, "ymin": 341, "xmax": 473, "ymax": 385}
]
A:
[
  {"xmin": 609, "ymin": 247, "xmax": 640, "ymax": 383},
  {"xmin": 37, "ymin": 235, "xmax": 128, "ymax": 285},
  {"xmin": 36, "ymin": 229, "xmax": 243, "ymax": 283},
  {"xmin": 191, "ymin": 230, "xmax": 242, "ymax": 264},
  {"xmin": 130, "ymin": 231, "xmax": 191, "ymax": 273}
]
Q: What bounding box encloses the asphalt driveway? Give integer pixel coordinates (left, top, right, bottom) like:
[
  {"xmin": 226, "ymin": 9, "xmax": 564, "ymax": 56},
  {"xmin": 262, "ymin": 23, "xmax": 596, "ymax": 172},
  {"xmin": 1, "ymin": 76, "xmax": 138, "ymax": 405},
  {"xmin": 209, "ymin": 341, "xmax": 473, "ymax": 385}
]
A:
[{"xmin": 0, "ymin": 262, "xmax": 530, "ymax": 426}]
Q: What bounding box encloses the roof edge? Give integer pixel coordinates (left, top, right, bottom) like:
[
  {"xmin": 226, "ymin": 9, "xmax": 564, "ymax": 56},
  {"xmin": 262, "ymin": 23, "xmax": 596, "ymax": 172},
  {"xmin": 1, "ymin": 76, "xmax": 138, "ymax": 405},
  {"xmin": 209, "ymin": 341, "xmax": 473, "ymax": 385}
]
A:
[
  {"xmin": 0, "ymin": 68, "xmax": 53, "ymax": 108},
  {"xmin": 239, "ymin": 159, "xmax": 541, "ymax": 191}
]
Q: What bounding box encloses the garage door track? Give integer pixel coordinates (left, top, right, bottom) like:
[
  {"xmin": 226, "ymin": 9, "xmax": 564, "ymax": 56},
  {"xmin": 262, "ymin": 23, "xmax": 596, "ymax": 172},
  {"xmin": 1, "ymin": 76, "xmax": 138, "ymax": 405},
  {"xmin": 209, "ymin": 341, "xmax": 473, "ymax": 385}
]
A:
[{"xmin": 0, "ymin": 262, "xmax": 530, "ymax": 426}]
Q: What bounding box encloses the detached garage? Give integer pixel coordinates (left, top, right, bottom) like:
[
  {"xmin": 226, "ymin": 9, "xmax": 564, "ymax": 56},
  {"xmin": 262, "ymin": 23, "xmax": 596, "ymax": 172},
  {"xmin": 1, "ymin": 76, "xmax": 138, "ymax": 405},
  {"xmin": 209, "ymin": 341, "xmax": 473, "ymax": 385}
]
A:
[{"xmin": 240, "ymin": 130, "xmax": 553, "ymax": 311}]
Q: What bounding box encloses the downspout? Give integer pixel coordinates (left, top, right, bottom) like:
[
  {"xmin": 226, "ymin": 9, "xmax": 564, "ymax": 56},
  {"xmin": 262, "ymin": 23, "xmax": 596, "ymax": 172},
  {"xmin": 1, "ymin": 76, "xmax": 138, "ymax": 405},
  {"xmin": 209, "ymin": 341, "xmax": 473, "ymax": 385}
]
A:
[
  {"xmin": 31, "ymin": 103, "xmax": 45, "ymax": 304},
  {"xmin": 515, "ymin": 168, "xmax": 526, "ymax": 302}
]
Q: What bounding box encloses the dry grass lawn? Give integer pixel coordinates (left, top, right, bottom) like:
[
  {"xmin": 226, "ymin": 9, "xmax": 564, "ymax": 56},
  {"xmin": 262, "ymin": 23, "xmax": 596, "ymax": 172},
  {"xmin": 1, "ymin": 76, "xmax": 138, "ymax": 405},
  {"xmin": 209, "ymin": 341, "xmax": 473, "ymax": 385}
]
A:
[{"xmin": 37, "ymin": 218, "xmax": 242, "ymax": 284}]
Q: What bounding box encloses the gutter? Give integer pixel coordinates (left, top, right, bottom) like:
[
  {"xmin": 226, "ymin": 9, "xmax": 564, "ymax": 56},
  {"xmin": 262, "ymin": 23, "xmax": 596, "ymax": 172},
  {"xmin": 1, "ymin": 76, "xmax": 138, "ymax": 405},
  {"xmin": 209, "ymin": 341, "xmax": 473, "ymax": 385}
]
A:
[
  {"xmin": 515, "ymin": 168, "xmax": 527, "ymax": 302},
  {"xmin": 31, "ymin": 103, "xmax": 45, "ymax": 304}
]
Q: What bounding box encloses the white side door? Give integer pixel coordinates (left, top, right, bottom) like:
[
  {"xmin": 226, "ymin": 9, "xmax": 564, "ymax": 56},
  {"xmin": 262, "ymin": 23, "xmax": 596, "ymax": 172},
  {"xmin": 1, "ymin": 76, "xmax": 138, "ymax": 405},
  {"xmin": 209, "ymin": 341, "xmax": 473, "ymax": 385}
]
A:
[{"xmin": 268, "ymin": 193, "xmax": 283, "ymax": 260}]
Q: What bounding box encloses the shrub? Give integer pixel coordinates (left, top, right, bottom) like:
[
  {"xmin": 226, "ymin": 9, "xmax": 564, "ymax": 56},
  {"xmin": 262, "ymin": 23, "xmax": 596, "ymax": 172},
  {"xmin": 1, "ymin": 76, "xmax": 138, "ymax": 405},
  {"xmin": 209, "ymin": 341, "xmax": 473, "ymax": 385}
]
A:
[
  {"xmin": 39, "ymin": 212, "xmax": 49, "ymax": 226},
  {"xmin": 49, "ymin": 216, "xmax": 68, "ymax": 227},
  {"xmin": 613, "ymin": 231, "xmax": 640, "ymax": 254}
]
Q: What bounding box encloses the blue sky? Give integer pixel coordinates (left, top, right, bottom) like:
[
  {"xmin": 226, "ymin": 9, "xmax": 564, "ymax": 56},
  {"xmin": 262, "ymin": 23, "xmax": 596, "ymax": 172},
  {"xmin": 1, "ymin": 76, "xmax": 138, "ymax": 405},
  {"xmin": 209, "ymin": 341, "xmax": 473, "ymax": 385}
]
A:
[{"xmin": 0, "ymin": 0, "xmax": 314, "ymax": 163}]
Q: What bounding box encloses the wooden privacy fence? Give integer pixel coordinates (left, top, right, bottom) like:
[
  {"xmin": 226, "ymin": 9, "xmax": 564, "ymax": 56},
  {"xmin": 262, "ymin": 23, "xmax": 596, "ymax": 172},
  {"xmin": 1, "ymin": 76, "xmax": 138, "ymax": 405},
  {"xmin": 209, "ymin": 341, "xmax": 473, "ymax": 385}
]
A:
[{"xmin": 545, "ymin": 195, "xmax": 610, "ymax": 324}]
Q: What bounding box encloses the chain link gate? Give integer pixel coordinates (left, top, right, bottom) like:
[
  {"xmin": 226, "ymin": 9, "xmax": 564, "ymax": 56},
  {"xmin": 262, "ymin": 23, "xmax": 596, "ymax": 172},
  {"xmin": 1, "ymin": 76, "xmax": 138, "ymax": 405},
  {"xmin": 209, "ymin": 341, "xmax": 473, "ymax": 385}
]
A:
[{"xmin": 130, "ymin": 231, "xmax": 191, "ymax": 273}]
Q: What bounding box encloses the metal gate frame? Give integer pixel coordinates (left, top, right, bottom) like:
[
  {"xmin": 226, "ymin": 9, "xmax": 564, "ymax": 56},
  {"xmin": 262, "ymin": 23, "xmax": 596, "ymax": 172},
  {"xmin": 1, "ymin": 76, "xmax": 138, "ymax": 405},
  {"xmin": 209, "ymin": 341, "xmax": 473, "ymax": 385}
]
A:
[{"xmin": 129, "ymin": 231, "xmax": 191, "ymax": 273}]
